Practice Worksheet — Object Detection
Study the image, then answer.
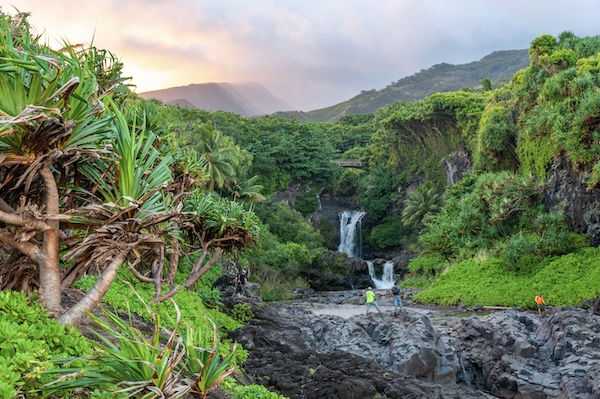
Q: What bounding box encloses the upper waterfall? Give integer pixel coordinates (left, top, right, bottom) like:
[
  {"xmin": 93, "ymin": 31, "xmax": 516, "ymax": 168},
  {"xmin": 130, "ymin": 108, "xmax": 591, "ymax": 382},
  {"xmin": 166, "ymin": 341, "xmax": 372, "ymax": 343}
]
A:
[{"xmin": 338, "ymin": 210, "xmax": 366, "ymax": 258}]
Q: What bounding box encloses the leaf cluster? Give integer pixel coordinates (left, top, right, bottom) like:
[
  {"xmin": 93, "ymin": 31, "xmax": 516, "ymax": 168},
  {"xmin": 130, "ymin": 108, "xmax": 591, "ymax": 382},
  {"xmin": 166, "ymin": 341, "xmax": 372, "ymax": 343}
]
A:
[
  {"xmin": 44, "ymin": 293, "xmax": 237, "ymax": 399},
  {"xmin": 0, "ymin": 290, "xmax": 91, "ymax": 398}
]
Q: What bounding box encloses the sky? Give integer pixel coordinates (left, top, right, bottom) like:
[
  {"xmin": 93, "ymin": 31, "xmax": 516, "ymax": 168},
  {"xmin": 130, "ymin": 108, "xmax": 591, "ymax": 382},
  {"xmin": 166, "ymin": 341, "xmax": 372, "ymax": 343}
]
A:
[{"xmin": 4, "ymin": 0, "xmax": 600, "ymax": 111}]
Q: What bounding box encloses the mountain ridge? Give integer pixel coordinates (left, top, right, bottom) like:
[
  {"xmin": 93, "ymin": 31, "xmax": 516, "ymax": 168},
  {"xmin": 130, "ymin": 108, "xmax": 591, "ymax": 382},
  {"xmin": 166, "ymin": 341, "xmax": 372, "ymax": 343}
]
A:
[
  {"xmin": 139, "ymin": 49, "xmax": 529, "ymax": 121},
  {"xmin": 276, "ymin": 49, "xmax": 530, "ymax": 122},
  {"xmin": 138, "ymin": 82, "xmax": 293, "ymax": 117}
]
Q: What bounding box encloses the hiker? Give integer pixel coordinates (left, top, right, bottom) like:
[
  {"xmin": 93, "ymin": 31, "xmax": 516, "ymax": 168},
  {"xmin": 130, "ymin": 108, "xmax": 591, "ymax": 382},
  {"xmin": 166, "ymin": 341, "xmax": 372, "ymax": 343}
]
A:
[
  {"xmin": 236, "ymin": 269, "xmax": 249, "ymax": 298},
  {"xmin": 535, "ymin": 292, "xmax": 546, "ymax": 315},
  {"xmin": 365, "ymin": 287, "xmax": 380, "ymax": 314},
  {"xmin": 390, "ymin": 281, "xmax": 403, "ymax": 315}
]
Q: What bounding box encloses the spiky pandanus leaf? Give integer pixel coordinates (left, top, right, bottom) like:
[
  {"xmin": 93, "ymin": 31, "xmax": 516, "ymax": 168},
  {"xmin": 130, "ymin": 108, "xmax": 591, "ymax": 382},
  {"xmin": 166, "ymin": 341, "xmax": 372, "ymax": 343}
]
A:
[{"xmin": 44, "ymin": 290, "xmax": 190, "ymax": 399}]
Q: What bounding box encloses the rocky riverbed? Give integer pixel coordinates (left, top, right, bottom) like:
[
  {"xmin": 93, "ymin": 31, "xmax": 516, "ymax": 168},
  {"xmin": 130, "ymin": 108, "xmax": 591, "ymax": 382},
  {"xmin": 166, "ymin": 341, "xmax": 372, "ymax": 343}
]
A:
[{"xmin": 228, "ymin": 290, "xmax": 600, "ymax": 399}]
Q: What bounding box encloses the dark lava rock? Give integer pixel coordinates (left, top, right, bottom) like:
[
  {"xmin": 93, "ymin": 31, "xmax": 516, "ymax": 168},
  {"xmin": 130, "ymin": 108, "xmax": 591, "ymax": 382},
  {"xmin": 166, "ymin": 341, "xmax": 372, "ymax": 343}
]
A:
[{"xmin": 230, "ymin": 303, "xmax": 493, "ymax": 399}]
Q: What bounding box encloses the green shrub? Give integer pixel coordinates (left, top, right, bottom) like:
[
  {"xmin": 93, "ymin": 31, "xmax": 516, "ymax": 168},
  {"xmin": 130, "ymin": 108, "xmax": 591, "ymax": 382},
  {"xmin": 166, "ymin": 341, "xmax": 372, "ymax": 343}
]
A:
[
  {"xmin": 369, "ymin": 216, "xmax": 414, "ymax": 250},
  {"xmin": 45, "ymin": 300, "xmax": 189, "ymax": 398},
  {"xmin": 418, "ymin": 171, "xmax": 571, "ymax": 265},
  {"xmin": 179, "ymin": 320, "xmax": 237, "ymax": 397},
  {"xmin": 294, "ymin": 191, "xmax": 319, "ymax": 214},
  {"xmin": 75, "ymin": 269, "xmax": 247, "ymax": 366},
  {"xmin": 0, "ymin": 290, "xmax": 92, "ymax": 398},
  {"xmin": 474, "ymin": 104, "xmax": 517, "ymax": 172},
  {"xmin": 517, "ymin": 136, "xmax": 559, "ymax": 179},
  {"xmin": 317, "ymin": 216, "xmax": 336, "ymax": 250},
  {"xmin": 414, "ymin": 246, "xmax": 600, "ymax": 309},
  {"xmin": 198, "ymin": 288, "xmax": 225, "ymax": 310},
  {"xmin": 231, "ymin": 303, "xmax": 254, "ymax": 324},
  {"xmin": 253, "ymin": 269, "xmax": 309, "ymax": 301},
  {"xmin": 407, "ymin": 253, "xmax": 448, "ymax": 275},
  {"xmin": 46, "ymin": 294, "xmax": 238, "ymax": 399},
  {"xmin": 221, "ymin": 377, "xmax": 288, "ymax": 399}
]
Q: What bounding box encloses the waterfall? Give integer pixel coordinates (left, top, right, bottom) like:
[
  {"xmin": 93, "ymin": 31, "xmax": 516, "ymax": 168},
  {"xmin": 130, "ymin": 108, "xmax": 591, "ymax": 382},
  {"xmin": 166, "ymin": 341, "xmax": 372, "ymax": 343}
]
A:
[
  {"xmin": 457, "ymin": 352, "xmax": 473, "ymax": 389},
  {"xmin": 338, "ymin": 210, "xmax": 366, "ymax": 258},
  {"xmin": 367, "ymin": 260, "xmax": 395, "ymax": 289}
]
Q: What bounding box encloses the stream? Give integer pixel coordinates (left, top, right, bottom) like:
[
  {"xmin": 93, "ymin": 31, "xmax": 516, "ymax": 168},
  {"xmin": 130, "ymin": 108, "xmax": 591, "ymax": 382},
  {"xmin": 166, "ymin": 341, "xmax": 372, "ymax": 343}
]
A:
[{"xmin": 288, "ymin": 288, "xmax": 485, "ymax": 328}]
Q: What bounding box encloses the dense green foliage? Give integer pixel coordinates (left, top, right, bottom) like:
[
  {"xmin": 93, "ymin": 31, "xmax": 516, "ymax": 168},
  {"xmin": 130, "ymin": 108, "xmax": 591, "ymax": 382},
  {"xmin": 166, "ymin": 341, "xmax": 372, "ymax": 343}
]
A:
[
  {"xmin": 369, "ymin": 217, "xmax": 414, "ymax": 250},
  {"xmin": 417, "ymin": 172, "xmax": 582, "ymax": 270},
  {"xmin": 221, "ymin": 377, "xmax": 287, "ymax": 399},
  {"xmin": 414, "ymin": 246, "xmax": 600, "ymax": 308},
  {"xmin": 0, "ymin": 291, "xmax": 91, "ymax": 398},
  {"xmin": 401, "ymin": 182, "xmax": 443, "ymax": 228},
  {"xmin": 407, "ymin": 253, "xmax": 448, "ymax": 276}
]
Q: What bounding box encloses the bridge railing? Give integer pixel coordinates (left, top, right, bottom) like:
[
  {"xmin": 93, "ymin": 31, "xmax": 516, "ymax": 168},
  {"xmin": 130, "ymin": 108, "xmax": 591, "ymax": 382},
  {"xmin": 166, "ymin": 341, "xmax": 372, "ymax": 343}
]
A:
[{"xmin": 332, "ymin": 159, "xmax": 363, "ymax": 168}]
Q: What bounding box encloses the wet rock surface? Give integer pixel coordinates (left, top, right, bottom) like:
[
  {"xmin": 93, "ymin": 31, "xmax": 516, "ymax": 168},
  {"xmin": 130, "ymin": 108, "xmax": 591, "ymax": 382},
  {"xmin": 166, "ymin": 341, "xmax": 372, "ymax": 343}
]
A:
[{"xmin": 230, "ymin": 298, "xmax": 600, "ymax": 399}]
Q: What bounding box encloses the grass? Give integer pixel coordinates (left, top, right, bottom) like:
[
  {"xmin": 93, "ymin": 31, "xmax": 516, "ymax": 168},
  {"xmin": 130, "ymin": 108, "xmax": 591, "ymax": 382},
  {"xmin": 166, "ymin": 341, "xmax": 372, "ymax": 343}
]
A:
[{"xmin": 413, "ymin": 246, "xmax": 600, "ymax": 309}]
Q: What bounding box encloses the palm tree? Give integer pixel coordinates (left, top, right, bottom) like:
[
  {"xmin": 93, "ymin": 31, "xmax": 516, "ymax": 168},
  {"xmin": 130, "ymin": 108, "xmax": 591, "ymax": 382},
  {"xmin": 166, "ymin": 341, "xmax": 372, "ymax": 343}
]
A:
[
  {"xmin": 401, "ymin": 182, "xmax": 443, "ymax": 228},
  {"xmin": 193, "ymin": 123, "xmax": 239, "ymax": 191},
  {"xmin": 222, "ymin": 161, "xmax": 265, "ymax": 204}
]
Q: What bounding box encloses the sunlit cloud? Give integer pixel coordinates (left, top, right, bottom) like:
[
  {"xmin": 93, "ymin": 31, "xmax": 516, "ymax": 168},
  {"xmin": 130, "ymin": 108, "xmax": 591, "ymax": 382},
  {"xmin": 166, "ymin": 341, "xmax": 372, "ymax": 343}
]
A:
[{"xmin": 5, "ymin": 0, "xmax": 600, "ymax": 110}]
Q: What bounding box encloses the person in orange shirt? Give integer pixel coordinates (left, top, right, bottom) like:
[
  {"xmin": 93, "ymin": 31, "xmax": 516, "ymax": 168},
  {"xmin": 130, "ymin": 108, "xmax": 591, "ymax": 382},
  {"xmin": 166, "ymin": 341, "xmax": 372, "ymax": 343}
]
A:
[{"xmin": 535, "ymin": 293, "xmax": 546, "ymax": 315}]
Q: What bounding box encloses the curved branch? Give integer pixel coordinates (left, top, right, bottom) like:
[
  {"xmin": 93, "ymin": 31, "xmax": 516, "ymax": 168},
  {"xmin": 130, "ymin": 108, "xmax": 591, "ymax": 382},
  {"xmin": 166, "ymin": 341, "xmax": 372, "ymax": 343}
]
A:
[
  {"xmin": 128, "ymin": 264, "xmax": 154, "ymax": 283},
  {"xmin": 150, "ymin": 247, "xmax": 223, "ymax": 303},
  {"xmin": 0, "ymin": 209, "xmax": 53, "ymax": 232},
  {"xmin": 59, "ymin": 251, "xmax": 127, "ymax": 326},
  {"xmin": 0, "ymin": 231, "xmax": 41, "ymax": 260},
  {"xmin": 0, "ymin": 198, "xmax": 15, "ymax": 213}
]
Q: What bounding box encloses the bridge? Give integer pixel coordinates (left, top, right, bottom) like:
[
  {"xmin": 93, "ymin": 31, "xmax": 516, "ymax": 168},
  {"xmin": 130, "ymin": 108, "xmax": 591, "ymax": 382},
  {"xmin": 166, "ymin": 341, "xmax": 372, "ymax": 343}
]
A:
[{"xmin": 332, "ymin": 159, "xmax": 363, "ymax": 168}]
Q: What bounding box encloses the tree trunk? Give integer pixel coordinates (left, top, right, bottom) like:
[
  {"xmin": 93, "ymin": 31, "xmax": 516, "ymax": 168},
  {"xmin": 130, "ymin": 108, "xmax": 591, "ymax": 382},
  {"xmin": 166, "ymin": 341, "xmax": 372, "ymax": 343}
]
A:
[
  {"xmin": 59, "ymin": 252, "xmax": 127, "ymax": 326},
  {"xmin": 38, "ymin": 164, "xmax": 62, "ymax": 316}
]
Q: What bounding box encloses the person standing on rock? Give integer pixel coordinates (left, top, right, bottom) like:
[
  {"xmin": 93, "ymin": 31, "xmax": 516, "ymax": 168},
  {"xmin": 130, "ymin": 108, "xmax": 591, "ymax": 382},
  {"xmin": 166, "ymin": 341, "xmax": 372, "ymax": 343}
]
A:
[
  {"xmin": 390, "ymin": 282, "xmax": 403, "ymax": 316},
  {"xmin": 535, "ymin": 293, "xmax": 546, "ymax": 315},
  {"xmin": 365, "ymin": 287, "xmax": 380, "ymax": 314},
  {"xmin": 236, "ymin": 269, "xmax": 249, "ymax": 298}
]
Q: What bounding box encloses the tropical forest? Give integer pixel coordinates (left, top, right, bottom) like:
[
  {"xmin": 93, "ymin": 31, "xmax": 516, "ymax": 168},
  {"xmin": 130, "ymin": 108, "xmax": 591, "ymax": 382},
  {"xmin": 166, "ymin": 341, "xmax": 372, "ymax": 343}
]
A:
[{"xmin": 0, "ymin": 9, "xmax": 599, "ymax": 399}]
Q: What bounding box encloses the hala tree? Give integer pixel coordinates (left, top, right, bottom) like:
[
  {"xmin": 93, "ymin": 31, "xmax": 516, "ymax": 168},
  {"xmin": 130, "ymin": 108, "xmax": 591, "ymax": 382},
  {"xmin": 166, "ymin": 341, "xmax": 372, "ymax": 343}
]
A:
[{"xmin": 0, "ymin": 11, "xmax": 260, "ymax": 326}]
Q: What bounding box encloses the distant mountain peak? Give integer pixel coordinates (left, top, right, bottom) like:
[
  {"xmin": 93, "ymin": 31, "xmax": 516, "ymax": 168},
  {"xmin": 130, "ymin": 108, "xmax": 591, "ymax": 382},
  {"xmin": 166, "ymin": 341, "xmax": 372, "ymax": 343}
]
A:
[{"xmin": 138, "ymin": 82, "xmax": 293, "ymax": 117}]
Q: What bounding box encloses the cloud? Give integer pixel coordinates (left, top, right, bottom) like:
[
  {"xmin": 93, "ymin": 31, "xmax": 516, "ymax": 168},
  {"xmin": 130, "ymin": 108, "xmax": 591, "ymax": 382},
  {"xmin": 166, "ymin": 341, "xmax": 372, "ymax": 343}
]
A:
[{"xmin": 5, "ymin": 0, "xmax": 600, "ymax": 111}]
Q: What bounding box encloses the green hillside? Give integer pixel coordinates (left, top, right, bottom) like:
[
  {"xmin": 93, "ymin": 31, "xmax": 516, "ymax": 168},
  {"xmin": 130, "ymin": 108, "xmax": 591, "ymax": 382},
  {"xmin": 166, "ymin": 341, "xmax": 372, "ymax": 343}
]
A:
[{"xmin": 276, "ymin": 49, "xmax": 529, "ymax": 122}]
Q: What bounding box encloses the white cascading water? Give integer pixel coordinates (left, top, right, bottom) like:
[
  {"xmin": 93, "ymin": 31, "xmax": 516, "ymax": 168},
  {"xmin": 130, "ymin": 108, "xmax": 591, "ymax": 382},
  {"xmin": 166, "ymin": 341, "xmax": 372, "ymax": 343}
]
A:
[
  {"xmin": 367, "ymin": 260, "xmax": 395, "ymax": 289},
  {"xmin": 337, "ymin": 210, "xmax": 366, "ymax": 258}
]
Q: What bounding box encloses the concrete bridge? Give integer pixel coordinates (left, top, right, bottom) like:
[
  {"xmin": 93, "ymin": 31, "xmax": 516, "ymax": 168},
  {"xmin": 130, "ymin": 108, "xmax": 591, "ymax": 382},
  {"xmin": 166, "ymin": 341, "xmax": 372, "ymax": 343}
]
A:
[{"xmin": 332, "ymin": 159, "xmax": 363, "ymax": 168}]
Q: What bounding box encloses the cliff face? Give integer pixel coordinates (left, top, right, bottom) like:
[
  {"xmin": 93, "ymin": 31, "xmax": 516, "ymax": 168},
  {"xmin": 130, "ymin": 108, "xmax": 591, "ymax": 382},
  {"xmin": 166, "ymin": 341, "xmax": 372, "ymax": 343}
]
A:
[
  {"xmin": 440, "ymin": 150, "xmax": 600, "ymax": 247},
  {"xmin": 545, "ymin": 155, "xmax": 600, "ymax": 246}
]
